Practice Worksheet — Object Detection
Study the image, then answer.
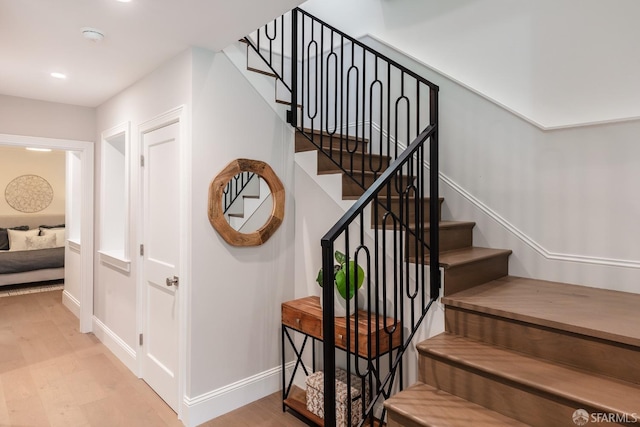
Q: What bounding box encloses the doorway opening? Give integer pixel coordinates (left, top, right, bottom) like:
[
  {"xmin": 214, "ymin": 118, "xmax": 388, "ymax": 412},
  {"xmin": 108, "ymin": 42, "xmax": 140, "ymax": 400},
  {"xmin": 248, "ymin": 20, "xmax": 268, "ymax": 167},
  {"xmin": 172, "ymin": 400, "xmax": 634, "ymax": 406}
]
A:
[{"xmin": 0, "ymin": 133, "xmax": 94, "ymax": 332}]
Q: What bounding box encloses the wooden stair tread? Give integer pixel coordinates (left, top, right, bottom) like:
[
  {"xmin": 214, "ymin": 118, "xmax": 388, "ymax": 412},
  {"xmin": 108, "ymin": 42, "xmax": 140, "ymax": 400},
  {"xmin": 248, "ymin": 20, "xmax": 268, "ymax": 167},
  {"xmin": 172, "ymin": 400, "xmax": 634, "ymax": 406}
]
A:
[
  {"xmin": 275, "ymin": 98, "xmax": 302, "ymax": 108},
  {"xmin": 295, "ymin": 131, "xmax": 368, "ymax": 154},
  {"xmin": 315, "ymin": 151, "xmax": 390, "ymax": 159},
  {"xmin": 318, "ymin": 169, "xmax": 407, "ymax": 178},
  {"xmin": 246, "ymin": 66, "xmax": 277, "ymax": 78},
  {"xmin": 407, "ymin": 221, "xmax": 475, "ymax": 231},
  {"xmin": 299, "ymin": 128, "xmax": 369, "ymax": 143},
  {"xmin": 344, "ymin": 194, "xmax": 438, "ymax": 201},
  {"xmin": 365, "ymin": 196, "xmax": 444, "ymax": 204},
  {"xmin": 381, "ymin": 221, "xmax": 474, "ymax": 234},
  {"xmin": 408, "ymin": 247, "xmax": 512, "ymax": 268},
  {"xmin": 418, "ymin": 333, "xmax": 640, "ymax": 415},
  {"xmin": 385, "ymin": 382, "xmax": 527, "ymax": 427},
  {"xmin": 442, "ymin": 276, "xmax": 640, "ymax": 347},
  {"xmin": 383, "ymin": 196, "xmax": 444, "ymax": 202},
  {"xmin": 317, "ymin": 152, "xmax": 391, "ymax": 171}
]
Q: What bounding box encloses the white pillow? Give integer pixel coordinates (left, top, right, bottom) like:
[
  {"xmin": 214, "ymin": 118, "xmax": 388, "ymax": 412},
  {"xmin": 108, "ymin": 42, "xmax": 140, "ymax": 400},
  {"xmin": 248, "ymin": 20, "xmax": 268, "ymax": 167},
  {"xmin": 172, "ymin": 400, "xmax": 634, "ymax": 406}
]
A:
[
  {"xmin": 26, "ymin": 233, "xmax": 57, "ymax": 250},
  {"xmin": 40, "ymin": 228, "xmax": 65, "ymax": 248},
  {"xmin": 8, "ymin": 229, "xmax": 40, "ymax": 251}
]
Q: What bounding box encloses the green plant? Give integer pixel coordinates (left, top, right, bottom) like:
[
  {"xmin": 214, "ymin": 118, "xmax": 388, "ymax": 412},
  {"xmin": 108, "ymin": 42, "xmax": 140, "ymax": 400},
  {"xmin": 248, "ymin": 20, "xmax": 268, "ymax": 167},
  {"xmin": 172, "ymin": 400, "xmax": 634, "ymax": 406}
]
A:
[{"xmin": 315, "ymin": 250, "xmax": 365, "ymax": 300}]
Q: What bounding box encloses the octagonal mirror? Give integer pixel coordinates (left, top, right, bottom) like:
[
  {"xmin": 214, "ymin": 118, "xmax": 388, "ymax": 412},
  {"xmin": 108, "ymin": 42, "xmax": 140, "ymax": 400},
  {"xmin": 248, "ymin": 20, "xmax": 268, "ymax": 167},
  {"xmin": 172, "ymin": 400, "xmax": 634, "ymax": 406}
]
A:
[{"xmin": 208, "ymin": 159, "xmax": 284, "ymax": 246}]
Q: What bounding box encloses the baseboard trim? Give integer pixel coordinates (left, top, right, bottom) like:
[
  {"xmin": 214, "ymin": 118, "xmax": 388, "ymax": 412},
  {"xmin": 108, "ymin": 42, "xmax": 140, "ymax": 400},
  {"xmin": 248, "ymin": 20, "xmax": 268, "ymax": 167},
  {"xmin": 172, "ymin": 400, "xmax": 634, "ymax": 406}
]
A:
[
  {"xmin": 91, "ymin": 316, "xmax": 137, "ymax": 374},
  {"xmin": 62, "ymin": 290, "xmax": 80, "ymax": 318},
  {"xmin": 182, "ymin": 362, "xmax": 295, "ymax": 427}
]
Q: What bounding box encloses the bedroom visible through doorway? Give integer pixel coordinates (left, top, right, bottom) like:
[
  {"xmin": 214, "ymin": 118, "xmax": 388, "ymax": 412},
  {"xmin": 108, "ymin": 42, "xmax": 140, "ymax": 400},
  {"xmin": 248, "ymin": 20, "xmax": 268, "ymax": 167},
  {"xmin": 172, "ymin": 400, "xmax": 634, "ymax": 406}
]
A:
[
  {"xmin": 0, "ymin": 133, "xmax": 94, "ymax": 332},
  {"xmin": 0, "ymin": 146, "xmax": 67, "ymax": 290}
]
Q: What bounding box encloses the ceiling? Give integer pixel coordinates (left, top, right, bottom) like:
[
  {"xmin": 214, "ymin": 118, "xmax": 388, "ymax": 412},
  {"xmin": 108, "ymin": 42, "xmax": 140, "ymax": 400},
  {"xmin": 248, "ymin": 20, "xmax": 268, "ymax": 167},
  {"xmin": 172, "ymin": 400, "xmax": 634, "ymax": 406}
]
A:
[{"xmin": 0, "ymin": 0, "xmax": 303, "ymax": 108}]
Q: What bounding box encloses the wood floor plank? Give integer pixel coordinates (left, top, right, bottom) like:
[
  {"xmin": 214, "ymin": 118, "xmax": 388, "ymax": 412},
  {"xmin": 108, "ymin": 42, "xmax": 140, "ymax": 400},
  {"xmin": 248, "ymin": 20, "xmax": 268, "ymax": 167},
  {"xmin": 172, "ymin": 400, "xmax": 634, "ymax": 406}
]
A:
[
  {"xmin": 1, "ymin": 288, "xmax": 307, "ymax": 427},
  {"xmin": 0, "ymin": 289, "xmax": 183, "ymax": 427},
  {"xmin": 199, "ymin": 391, "xmax": 308, "ymax": 427},
  {"xmin": 0, "ymin": 373, "xmax": 10, "ymax": 426}
]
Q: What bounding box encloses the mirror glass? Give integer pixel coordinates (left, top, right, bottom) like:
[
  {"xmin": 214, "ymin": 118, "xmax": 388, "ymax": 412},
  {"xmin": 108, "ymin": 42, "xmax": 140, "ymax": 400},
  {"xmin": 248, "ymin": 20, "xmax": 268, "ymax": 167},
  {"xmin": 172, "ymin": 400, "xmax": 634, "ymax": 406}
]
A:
[
  {"xmin": 208, "ymin": 159, "xmax": 285, "ymax": 247},
  {"xmin": 223, "ymin": 174, "xmax": 273, "ymax": 233}
]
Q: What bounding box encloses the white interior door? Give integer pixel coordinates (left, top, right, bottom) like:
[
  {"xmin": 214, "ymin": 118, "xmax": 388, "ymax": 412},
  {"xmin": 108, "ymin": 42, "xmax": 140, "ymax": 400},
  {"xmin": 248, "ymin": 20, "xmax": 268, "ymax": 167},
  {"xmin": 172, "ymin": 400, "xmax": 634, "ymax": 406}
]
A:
[{"xmin": 141, "ymin": 121, "xmax": 180, "ymax": 412}]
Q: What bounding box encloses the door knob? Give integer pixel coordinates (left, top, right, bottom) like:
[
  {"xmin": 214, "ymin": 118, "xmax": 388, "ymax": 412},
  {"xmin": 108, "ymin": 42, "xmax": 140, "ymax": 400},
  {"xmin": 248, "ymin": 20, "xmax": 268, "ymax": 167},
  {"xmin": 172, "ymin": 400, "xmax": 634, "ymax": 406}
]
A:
[{"xmin": 166, "ymin": 276, "xmax": 179, "ymax": 287}]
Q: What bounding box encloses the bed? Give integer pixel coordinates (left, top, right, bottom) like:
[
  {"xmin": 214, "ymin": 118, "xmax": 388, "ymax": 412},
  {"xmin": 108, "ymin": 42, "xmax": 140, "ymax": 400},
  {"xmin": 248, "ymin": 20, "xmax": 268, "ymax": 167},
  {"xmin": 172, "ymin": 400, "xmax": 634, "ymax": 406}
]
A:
[{"xmin": 0, "ymin": 214, "xmax": 65, "ymax": 287}]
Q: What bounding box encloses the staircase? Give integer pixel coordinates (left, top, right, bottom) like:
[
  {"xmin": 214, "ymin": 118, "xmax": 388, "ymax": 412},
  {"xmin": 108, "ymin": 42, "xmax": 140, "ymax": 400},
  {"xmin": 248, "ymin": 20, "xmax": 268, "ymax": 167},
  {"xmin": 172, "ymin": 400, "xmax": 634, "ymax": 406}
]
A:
[
  {"xmin": 239, "ymin": 8, "xmax": 640, "ymax": 427},
  {"xmin": 294, "ymin": 123, "xmax": 640, "ymax": 426},
  {"xmin": 385, "ymin": 277, "xmax": 640, "ymax": 426},
  {"xmin": 296, "ymin": 129, "xmax": 640, "ymax": 426},
  {"xmin": 294, "ymin": 127, "xmax": 513, "ymax": 300}
]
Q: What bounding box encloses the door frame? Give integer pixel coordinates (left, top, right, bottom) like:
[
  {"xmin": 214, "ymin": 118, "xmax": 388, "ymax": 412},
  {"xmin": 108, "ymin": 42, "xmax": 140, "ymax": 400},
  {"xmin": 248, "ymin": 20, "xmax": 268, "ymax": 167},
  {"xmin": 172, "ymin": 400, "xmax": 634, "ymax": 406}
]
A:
[
  {"xmin": 136, "ymin": 105, "xmax": 190, "ymax": 419},
  {"xmin": 0, "ymin": 133, "xmax": 95, "ymax": 332}
]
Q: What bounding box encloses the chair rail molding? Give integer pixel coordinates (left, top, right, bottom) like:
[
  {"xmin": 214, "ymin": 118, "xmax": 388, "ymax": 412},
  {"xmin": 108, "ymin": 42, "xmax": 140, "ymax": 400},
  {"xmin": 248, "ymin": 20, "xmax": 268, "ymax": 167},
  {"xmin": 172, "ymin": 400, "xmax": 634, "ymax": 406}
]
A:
[{"xmin": 340, "ymin": 119, "xmax": 640, "ymax": 271}]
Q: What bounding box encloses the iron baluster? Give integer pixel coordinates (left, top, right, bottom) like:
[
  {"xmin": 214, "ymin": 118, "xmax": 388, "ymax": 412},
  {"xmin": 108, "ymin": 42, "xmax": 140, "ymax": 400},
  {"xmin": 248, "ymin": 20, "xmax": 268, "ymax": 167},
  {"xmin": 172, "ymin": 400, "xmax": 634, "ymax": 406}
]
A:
[{"xmin": 245, "ymin": 8, "xmax": 440, "ymax": 425}]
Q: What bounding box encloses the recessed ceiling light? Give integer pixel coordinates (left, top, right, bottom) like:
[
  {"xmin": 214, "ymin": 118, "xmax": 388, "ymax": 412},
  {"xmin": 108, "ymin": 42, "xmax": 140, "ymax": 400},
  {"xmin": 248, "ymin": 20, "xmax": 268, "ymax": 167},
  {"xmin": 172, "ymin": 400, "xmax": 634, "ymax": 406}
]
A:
[
  {"xmin": 26, "ymin": 147, "xmax": 52, "ymax": 152},
  {"xmin": 50, "ymin": 72, "xmax": 67, "ymax": 79},
  {"xmin": 81, "ymin": 27, "xmax": 105, "ymax": 42},
  {"xmin": 116, "ymin": 0, "xmax": 132, "ymax": 3}
]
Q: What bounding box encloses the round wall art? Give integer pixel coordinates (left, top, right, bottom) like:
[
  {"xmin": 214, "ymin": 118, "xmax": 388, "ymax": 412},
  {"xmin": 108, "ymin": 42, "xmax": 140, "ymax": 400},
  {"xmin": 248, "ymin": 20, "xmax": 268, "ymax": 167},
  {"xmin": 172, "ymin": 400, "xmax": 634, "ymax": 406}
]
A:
[{"xmin": 4, "ymin": 174, "xmax": 54, "ymax": 213}]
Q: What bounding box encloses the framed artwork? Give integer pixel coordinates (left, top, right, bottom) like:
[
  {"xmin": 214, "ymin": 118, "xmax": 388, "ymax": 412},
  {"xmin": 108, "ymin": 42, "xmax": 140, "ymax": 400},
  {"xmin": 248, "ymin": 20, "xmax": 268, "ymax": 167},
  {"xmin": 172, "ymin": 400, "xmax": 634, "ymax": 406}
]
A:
[{"xmin": 4, "ymin": 174, "xmax": 54, "ymax": 213}]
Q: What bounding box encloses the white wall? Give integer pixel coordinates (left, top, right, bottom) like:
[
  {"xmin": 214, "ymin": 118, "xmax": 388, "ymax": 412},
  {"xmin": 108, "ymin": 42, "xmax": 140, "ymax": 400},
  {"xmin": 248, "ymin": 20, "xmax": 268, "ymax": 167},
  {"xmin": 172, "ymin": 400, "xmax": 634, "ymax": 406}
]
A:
[
  {"xmin": 0, "ymin": 95, "xmax": 94, "ymax": 318},
  {"xmin": 301, "ymin": 0, "xmax": 640, "ymax": 129},
  {"xmin": 100, "ymin": 131, "xmax": 127, "ymax": 255},
  {"xmin": 358, "ymin": 36, "xmax": 640, "ymax": 294},
  {"xmin": 94, "ymin": 49, "xmax": 192, "ymax": 364},
  {"xmin": 185, "ymin": 47, "xmax": 295, "ymax": 424},
  {"xmin": 0, "ymin": 146, "xmax": 66, "ymax": 216},
  {"xmin": 66, "ymin": 152, "xmax": 82, "ymax": 242},
  {"xmin": 0, "ymin": 94, "xmax": 95, "ymax": 141},
  {"xmin": 63, "ymin": 151, "xmax": 83, "ymax": 317},
  {"xmin": 93, "ymin": 45, "xmax": 297, "ymax": 425},
  {"xmin": 291, "ymin": 1, "xmax": 640, "ymax": 294}
]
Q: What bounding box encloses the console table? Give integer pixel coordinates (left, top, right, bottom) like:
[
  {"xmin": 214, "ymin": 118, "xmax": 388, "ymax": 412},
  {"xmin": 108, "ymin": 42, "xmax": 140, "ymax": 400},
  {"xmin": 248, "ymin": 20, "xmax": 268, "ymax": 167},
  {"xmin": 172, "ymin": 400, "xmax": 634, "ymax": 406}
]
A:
[{"xmin": 281, "ymin": 296, "xmax": 402, "ymax": 425}]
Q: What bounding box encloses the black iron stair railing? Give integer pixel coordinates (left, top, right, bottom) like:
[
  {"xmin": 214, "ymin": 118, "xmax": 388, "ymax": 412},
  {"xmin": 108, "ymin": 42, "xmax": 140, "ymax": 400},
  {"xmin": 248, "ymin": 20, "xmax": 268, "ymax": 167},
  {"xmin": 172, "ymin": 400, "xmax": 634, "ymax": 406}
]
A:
[{"xmin": 246, "ymin": 8, "xmax": 440, "ymax": 427}]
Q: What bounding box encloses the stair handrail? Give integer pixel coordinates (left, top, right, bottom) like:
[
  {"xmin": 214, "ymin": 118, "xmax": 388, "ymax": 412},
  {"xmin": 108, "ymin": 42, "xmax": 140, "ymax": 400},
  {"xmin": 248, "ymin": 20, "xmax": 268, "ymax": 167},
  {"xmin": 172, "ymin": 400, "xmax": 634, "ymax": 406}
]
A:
[
  {"xmin": 245, "ymin": 8, "xmax": 440, "ymax": 427},
  {"xmin": 320, "ymin": 125, "xmax": 440, "ymax": 426},
  {"xmin": 291, "ymin": 8, "xmax": 439, "ymax": 129}
]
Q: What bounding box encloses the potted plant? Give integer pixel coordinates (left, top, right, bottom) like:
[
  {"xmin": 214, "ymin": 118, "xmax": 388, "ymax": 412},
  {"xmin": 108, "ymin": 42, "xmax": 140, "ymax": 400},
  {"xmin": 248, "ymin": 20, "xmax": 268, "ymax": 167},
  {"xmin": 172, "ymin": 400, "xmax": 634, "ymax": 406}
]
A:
[{"xmin": 316, "ymin": 250, "xmax": 365, "ymax": 317}]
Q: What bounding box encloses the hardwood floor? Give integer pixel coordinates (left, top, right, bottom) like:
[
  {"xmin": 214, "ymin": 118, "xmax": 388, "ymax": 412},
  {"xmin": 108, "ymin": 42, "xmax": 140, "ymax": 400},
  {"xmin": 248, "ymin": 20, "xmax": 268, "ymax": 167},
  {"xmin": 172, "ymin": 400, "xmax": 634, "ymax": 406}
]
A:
[
  {"xmin": 199, "ymin": 393, "xmax": 309, "ymax": 427},
  {"xmin": 0, "ymin": 288, "xmax": 308, "ymax": 427},
  {"xmin": 0, "ymin": 289, "xmax": 184, "ymax": 427}
]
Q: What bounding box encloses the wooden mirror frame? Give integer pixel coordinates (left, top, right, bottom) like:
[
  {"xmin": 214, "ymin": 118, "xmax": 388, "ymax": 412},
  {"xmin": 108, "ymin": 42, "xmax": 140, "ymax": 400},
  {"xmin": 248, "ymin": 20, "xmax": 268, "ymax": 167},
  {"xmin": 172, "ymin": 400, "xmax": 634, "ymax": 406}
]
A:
[{"xmin": 208, "ymin": 159, "xmax": 285, "ymax": 246}]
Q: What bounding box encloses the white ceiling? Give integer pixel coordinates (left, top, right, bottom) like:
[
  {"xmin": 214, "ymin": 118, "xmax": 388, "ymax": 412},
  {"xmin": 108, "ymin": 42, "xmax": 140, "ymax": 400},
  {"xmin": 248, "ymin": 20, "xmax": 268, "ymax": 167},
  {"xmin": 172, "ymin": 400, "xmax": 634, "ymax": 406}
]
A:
[{"xmin": 0, "ymin": 0, "xmax": 303, "ymax": 108}]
